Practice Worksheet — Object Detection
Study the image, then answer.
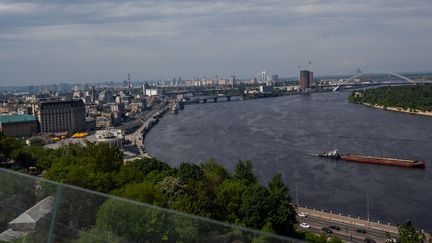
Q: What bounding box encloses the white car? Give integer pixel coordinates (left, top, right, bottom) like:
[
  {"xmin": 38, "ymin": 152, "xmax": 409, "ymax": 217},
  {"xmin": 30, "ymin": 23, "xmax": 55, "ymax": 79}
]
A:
[
  {"xmin": 298, "ymin": 212, "xmax": 307, "ymax": 218},
  {"xmin": 300, "ymin": 223, "xmax": 311, "ymax": 229}
]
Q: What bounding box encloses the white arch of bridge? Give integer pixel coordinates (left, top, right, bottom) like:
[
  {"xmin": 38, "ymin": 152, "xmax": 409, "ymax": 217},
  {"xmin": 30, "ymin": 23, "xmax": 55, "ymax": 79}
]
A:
[{"xmin": 344, "ymin": 71, "xmax": 414, "ymax": 84}]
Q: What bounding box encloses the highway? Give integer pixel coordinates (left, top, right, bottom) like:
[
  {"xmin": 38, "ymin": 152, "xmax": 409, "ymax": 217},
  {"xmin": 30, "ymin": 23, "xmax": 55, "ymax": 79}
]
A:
[
  {"xmin": 297, "ymin": 208, "xmax": 399, "ymax": 243},
  {"xmin": 299, "ymin": 216, "xmax": 397, "ymax": 243}
]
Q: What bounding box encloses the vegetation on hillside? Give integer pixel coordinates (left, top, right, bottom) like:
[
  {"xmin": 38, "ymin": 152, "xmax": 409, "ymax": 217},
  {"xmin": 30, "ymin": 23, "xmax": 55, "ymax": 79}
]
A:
[
  {"xmin": 0, "ymin": 136, "xmax": 308, "ymax": 242},
  {"xmin": 348, "ymin": 85, "xmax": 432, "ymax": 112}
]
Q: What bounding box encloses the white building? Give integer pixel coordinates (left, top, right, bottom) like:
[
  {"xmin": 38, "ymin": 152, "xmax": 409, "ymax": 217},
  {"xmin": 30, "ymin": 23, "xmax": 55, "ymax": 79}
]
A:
[
  {"xmin": 95, "ymin": 128, "xmax": 123, "ymax": 148},
  {"xmin": 256, "ymin": 71, "xmax": 271, "ymax": 84},
  {"xmin": 145, "ymin": 88, "xmax": 161, "ymax": 96}
]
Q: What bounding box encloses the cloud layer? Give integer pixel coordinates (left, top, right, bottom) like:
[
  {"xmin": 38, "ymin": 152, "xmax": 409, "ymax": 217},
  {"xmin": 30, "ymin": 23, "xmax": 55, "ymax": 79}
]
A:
[{"xmin": 0, "ymin": 0, "xmax": 431, "ymax": 84}]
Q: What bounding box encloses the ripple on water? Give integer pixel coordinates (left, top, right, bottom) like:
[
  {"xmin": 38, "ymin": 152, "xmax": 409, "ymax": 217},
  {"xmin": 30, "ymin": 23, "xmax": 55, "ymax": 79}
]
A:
[{"xmin": 145, "ymin": 92, "xmax": 432, "ymax": 230}]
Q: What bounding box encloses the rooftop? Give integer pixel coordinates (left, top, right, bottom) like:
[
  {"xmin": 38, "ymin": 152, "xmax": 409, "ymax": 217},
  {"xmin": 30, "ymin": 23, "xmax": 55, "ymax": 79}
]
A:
[{"xmin": 0, "ymin": 115, "xmax": 36, "ymax": 124}]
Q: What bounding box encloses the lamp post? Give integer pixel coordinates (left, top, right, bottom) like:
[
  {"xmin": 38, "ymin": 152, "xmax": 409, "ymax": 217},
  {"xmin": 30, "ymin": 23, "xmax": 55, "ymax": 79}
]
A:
[{"xmin": 367, "ymin": 192, "xmax": 370, "ymax": 228}]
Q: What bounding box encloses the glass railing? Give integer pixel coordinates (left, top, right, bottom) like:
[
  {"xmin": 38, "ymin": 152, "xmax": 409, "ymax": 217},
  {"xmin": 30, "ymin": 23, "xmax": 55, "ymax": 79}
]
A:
[{"xmin": 0, "ymin": 168, "xmax": 302, "ymax": 242}]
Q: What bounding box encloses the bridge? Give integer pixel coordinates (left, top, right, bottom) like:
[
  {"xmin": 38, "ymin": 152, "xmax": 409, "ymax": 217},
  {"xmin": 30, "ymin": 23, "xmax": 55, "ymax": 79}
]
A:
[
  {"xmin": 164, "ymin": 87, "xmax": 242, "ymax": 97},
  {"xmin": 183, "ymin": 95, "xmax": 233, "ymax": 104},
  {"xmin": 327, "ymin": 71, "xmax": 431, "ymax": 91}
]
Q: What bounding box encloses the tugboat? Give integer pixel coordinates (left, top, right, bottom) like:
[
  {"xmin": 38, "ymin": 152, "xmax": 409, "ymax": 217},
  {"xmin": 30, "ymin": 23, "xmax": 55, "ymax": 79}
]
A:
[{"xmin": 318, "ymin": 149, "xmax": 425, "ymax": 168}]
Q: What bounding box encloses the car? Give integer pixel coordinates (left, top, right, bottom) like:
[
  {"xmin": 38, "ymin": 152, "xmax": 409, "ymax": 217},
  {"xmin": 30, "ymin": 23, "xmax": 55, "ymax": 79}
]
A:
[
  {"xmin": 299, "ymin": 223, "xmax": 310, "ymax": 229},
  {"xmin": 364, "ymin": 238, "xmax": 376, "ymax": 243},
  {"xmin": 329, "ymin": 225, "xmax": 341, "ymax": 230},
  {"xmin": 356, "ymin": 228, "xmax": 367, "ymax": 234},
  {"xmin": 386, "ymin": 237, "xmax": 398, "ymax": 243},
  {"xmin": 322, "ymin": 227, "xmax": 333, "ymax": 234},
  {"xmin": 298, "ymin": 212, "xmax": 307, "ymax": 218}
]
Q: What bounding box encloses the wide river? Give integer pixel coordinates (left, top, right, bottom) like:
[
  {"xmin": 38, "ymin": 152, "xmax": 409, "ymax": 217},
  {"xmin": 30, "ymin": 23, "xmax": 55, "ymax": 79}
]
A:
[{"xmin": 145, "ymin": 92, "xmax": 432, "ymax": 231}]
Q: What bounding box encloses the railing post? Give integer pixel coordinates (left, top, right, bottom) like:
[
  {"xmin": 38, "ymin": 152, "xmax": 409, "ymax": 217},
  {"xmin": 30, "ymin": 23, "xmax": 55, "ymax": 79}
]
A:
[{"xmin": 47, "ymin": 184, "xmax": 63, "ymax": 243}]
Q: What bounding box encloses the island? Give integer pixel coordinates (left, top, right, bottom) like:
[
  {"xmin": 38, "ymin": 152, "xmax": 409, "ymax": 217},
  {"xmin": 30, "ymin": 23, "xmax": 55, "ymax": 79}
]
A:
[{"xmin": 348, "ymin": 85, "xmax": 432, "ymax": 116}]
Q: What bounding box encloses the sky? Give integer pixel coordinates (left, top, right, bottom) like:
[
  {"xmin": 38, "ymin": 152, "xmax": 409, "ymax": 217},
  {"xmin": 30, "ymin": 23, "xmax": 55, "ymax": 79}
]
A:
[{"xmin": 0, "ymin": 0, "xmax": 431, "ymax": 85}]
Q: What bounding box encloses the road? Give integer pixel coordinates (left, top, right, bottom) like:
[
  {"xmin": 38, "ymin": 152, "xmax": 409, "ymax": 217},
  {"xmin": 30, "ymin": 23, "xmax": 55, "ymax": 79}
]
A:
[
  {"xmin": 297, "ymin": 207, "xmax": 399, "ymax": 243},
  {"xmin": 124, "ymin": 102, "xmax": 169, "ymax": 157}
]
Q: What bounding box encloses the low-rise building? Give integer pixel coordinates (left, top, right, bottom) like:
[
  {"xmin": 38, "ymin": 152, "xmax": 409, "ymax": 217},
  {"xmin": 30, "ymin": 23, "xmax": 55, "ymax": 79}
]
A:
[
  {"xmin": 95, "ymin": 128, "xmax": 123, "ymax": 148},
  {"xmin": 0, "ymin": 115, "xmax": 37, "ymax": 137}
]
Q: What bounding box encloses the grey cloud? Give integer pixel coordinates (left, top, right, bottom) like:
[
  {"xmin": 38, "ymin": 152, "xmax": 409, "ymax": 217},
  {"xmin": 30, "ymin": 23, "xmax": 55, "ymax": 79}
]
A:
[{"xmin": 0, "ymin": 0, "xmax": 431, "ymax": 84}]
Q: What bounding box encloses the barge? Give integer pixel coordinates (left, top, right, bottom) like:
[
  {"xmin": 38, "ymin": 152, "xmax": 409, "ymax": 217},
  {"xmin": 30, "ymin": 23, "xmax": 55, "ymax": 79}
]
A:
[{"xmin": 318, "ymin": 149, "xmax": 426, "ymax": 168}]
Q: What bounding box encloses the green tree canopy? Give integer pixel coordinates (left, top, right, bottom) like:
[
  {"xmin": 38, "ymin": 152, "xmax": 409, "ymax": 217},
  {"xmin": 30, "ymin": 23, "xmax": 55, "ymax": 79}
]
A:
[{"xmin": 234, "ymin": 160, "xmax": 257, "ymax": 185}]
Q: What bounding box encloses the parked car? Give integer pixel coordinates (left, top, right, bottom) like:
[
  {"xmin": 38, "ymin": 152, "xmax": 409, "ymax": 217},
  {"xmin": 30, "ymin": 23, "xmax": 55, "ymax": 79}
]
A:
[
  {"xmin": 356, "ymin": 228, "xmax": 367, "ymax": 234},
  {"xmin": 365, "ymin": 238, "xmax": 376, "ymax": 243},
  {"xmin": 322, "ymin": 227, "xmax": 333, "ymax": 234},
  {"xmin": 298, "ymin": 212, "xmax": 307, "ymax": 218},
  {"xmin": 329, "ymin": 225, "xmax": 340, "ymax": 230},
  {"xmin": 300, "ymin": 223, "xmax": 311, "ymax": 229}
]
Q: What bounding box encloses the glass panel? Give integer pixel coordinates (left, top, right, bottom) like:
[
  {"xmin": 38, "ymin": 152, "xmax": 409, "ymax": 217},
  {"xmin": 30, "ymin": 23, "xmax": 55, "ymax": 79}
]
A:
[{"xmin": 0, "ymin": 169, "xmax": 301, "ymax": 243}]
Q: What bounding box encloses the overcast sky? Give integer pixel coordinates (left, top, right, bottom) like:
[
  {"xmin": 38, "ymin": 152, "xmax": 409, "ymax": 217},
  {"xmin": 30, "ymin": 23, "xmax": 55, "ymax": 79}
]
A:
[{"xmin": 0, "ymin": 0, "xmax": 431, "ymax": 85}]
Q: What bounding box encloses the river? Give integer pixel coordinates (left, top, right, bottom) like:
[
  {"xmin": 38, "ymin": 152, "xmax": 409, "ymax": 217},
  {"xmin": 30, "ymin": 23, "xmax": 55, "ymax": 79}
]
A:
[{"xmin": 145, "ymin": 91, "xmax": 432, "ymax": 231}]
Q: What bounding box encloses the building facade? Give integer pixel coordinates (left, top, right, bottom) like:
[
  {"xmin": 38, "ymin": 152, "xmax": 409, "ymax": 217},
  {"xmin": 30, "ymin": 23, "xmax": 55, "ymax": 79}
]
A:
[
  {"xmin": 38, "ymin": 100, "xmax": 86, "ymax": 133},
  {"xmin": 95, "ymin": 128, "xmax": 123, "ymax": 148},
  {"xmin": 0, "ymin": 115, "xmax": 37, "ymax": 137},
  {"xmin": 299, "ymin": 70, "xmax": 314, "ymax": 91}
]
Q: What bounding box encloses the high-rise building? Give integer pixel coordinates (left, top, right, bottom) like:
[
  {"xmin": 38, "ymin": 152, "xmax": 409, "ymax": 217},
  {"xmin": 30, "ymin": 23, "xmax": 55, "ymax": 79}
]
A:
[
  {"xmin": 256, "ymin": 71, "xmax": 269, "ymax": 83},
  {"xmin": 38, "ymin": 99, "xmax": 86, "ymax": 133},
  {"xmin": 299, "ymin": 70, "xmax": 313, "ymax": 91}
]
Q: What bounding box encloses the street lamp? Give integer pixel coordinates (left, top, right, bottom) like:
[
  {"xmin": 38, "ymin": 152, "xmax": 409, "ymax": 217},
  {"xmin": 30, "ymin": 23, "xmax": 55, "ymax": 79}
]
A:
[{"xmin": 367, "ymin": 192, "xmax": 370, "ymax": 228}]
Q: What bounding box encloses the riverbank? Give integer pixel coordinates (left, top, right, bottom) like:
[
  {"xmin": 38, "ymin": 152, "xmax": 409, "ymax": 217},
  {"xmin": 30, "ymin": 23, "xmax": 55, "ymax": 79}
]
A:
[{"xmin": 362, "ymin": 103, "xmax": 432, "ymax": 117}]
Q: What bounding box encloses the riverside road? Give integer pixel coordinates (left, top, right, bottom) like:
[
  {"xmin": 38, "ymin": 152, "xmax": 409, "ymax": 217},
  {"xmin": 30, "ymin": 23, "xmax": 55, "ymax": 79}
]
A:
[{"xmin": 145, "ymin": 91, "xmax": 432, "ymax": 231}]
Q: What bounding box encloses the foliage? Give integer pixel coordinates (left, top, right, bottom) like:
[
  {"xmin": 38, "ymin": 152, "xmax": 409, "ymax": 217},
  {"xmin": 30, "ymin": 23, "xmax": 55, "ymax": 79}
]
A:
[
  {"xmin": 44, "ymin": 143, "xmax": 122, "ymax": 192},
  {"xmin": 216, "ymin": 179, "xmax": 247, "ymax": 222},
  {"xmin": 265, "ymin": 173, "xmax": 297, "ymax": 234},
  {"xmin": 300, "ymin": 231, "xmax": 344, "ymax": 243},
  {"xmin": 397, "ymin": 221, "xmax": 426, "ymax": 243},
  {"xmin": 111, "ymin": 181, "xmax": 164, "ymax": 206},
  {"xmin": 348, "ymin": 85, "xmax": 432, "ymax": 112},
  {"xmin": 74, "ymin": 227, "xmax": 125, "ymax": 243},
  {"xmin": 0, "ymin": 138, "xmax": 300, "ymax": 240},
  {"xmin": 96, "ymin": 199, "xmax": 169, "ymax": 242},
  {"xmin": 234, "ymin": 160, "xmax": 257, "ymax": 185},
  {"xmin": 0, "ymin": 136, "xmax": 24, "ymax": 158}
]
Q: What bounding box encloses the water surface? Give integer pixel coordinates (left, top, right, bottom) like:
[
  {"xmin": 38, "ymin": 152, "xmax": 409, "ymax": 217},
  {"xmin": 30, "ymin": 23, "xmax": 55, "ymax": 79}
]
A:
[{"xmin": 145, "ymin": 92, "xmax": 432, "ymax": 230}]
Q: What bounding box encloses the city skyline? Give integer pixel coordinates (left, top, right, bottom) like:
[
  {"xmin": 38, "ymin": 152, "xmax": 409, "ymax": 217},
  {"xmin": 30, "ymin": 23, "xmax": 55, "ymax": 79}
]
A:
[{"xmin": 1, "ymin": 0, "xmax": 432, "ymax": 85}]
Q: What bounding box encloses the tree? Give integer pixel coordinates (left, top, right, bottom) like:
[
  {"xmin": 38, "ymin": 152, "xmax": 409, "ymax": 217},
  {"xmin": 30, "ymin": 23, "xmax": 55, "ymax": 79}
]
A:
[
  {"xmin": 0, "ymin": 136, "xmax": 23, "ymax": 158},
  {"xmin": 216, "ymin": 179, "xmax": 247, "ymax": 223},
  {"xmin": 177, "ymin": 162, "xmax": 204, "ymax": 183},
  {"xmin": 234, "ymin": 160, "xmax": 257, "ymax": 185},
  {"xmin": 28, "ymin": 138, "xmax": 45, "ymax": 146},
  {"xmin": 265, "ymin": 173, "xmax": 297, "ymax": 235},
  {"xmin": 200, "ymin": 159, "xmax": 231, "ymax": 186},
  {"xmin": 111, "ymin": 181, "xmax": 164, "ymax": 206},
  {"xmin": 239, "ymin": 184, "xmax": 270, "ymax": 230},
  {"xmin": 96, "ymin": 199, "xmax": 169, "ymax": 242},
  {"xmin": 398, "ymin": 221, "xmax": 426, "ymax": 243},
  {"xmin": 116, "ymin": 158, "xmax": 173, "ymax": 187},
  {"xmin": 75, "ymin": 227, "xmax": 125, "ymax": 243}
]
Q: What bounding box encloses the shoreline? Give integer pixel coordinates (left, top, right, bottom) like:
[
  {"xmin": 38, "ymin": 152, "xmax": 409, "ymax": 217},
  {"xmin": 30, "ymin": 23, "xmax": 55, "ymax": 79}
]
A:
[{"xmin": 362, "ymin": 103, "xmax": 432, "ymax": 117}]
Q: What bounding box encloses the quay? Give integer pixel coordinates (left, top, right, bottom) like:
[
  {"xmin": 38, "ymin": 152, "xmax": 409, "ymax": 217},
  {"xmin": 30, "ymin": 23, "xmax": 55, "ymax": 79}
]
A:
[{"xmin": 124, "ymin": 101, "xmax": 171, "ymax": 159}]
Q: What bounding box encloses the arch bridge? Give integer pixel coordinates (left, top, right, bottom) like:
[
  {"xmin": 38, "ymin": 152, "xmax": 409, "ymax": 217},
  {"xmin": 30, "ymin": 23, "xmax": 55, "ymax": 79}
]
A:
[
  {"xmin": 332, "ymin": 72, "xmax": 415, "ymax": 91},
  {"xmin": 344, "ymin": 71, "xmax": 414, "ymax": 84}
]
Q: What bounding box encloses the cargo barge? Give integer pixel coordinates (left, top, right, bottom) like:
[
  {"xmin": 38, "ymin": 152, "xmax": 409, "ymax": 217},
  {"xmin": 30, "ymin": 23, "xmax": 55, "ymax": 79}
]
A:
[{"xmin": 318, "ymin": 150, "xmax": 426, "ymax": 168}]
